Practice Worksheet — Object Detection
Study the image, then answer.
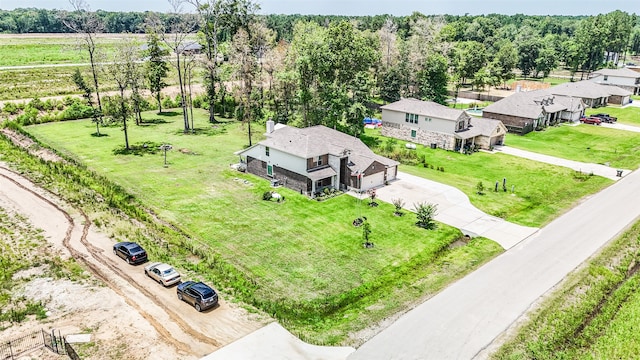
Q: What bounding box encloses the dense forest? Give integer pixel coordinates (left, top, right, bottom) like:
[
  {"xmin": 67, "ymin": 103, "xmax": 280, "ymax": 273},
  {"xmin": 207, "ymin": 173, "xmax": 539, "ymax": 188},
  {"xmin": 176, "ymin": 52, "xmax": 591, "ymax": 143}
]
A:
[{"xmin": 1, "ymin": 4, "xmax": 639, "ymax": 141}]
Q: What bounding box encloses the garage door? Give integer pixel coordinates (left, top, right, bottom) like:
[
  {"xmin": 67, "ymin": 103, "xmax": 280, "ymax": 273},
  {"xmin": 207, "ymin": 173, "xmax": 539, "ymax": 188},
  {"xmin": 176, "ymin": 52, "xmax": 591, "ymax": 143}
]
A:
[
  {"xmin": 386, "ymin": 166, "xmax": 397, "ymax": 181},
  {"xmin": 361, "ymin": 171, "xmax": 385, "ymax": 190}
]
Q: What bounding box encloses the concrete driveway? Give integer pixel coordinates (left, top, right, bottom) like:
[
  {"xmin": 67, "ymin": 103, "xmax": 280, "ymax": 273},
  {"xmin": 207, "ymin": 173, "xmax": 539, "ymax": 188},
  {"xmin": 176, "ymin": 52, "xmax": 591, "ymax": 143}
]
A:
[{"xmin": 371, "ymin": 171, "xmax": 538, "ymax": 250}]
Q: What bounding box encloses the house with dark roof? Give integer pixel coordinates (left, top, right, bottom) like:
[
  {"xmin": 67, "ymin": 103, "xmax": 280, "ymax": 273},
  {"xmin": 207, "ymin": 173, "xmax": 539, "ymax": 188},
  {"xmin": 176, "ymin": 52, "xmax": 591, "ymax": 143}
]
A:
[
  {"xmin": 483, "ymin": 89, "xmax": 585, "ymax": 135},
  {"xmin": 589, "ymin": 68, "xmax": 640, "ymax": 95},
  {"xmin": 236, "ymin": 121, "xmax": 399, "ymax": 195},
  {"xmin": 551, "ymin": 80, "xmax": 632, "ymax": 106},
  {"xmin": 380, "ymin": 98, "xmax": 506, "ymax": 152}
]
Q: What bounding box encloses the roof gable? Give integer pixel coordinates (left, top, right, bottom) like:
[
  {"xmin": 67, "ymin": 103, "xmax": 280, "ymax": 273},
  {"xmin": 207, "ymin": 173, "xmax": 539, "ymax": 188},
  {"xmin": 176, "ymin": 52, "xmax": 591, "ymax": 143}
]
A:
[
  {"xmin": 592, "ymin": 67, "xmax": 640, "ymax": 78},
  {"xmin": 381, "ymin": 98, "xmax": 467, "ymax": 121}
]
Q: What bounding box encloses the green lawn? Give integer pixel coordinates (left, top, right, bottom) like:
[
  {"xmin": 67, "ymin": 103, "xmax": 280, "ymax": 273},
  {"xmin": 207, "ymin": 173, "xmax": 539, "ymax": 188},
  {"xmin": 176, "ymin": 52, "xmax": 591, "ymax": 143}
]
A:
[
  {"xmin": 505, "ymin": 124, "xmax": 640, "ymax": 169},
  {"xmin": 585, "ymin": 105, "xmax": 640, "ymax": 127},
  {"xmin": 23, "ymin": 109, "xmax": 503, "ymax": 344},
  {"xmin": 364, "ymin": 128, "xmax": 612, "ymax": 227}
]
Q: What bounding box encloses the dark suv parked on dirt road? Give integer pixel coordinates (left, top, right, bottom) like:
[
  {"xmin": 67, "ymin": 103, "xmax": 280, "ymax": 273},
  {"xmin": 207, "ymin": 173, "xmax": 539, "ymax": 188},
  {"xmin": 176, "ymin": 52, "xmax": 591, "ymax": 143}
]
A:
[
  {"xmin": 113, "ymin": 242, "xmax": 148, "ymax": 265},
  {"xmin": 177, "ymin": 281, "xmax": 219, "ymax": 312}
]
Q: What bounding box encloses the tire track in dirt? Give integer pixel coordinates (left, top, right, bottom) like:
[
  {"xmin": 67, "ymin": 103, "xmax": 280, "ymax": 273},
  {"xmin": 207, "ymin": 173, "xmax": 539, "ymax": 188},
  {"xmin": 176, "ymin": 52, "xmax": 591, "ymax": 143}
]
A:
[{"xmin": 0, "ymin": 165, "xmax": 221, "ymax": 354}]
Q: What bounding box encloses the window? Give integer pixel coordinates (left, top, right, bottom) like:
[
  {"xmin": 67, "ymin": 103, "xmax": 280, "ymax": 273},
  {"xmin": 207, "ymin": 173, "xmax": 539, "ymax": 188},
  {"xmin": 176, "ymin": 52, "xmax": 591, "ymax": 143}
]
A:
[
  {"xmin": 603, "ymin": 75, "xmax": 608, "ymax": 81},
  {"xmin": 457, "ymin": 121, "xmax": 465, "ymax": 131},
  {"xmin": 265, "ymin": 146, "xmax": 270, "ymax": 156},
  {"xmin": 315, "ymin": 156, "xmax": 323, "ymax": 166},
  {"xmin": 411, "ymin": 129, "xmax": 417, "ymax": 138},
  {"xmin": 405, "ymin": 113, "xmax": 419, "ymax": 124},
  {"xmin": 267, "ymin": 164, "xmax": 273, "ymax": 176}
]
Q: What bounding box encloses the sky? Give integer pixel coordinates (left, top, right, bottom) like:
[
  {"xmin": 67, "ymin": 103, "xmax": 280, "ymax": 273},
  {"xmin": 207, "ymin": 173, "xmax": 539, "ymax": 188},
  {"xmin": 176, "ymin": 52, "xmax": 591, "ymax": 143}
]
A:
[{"xmin": 0, "ymin": 0, "xmax": 638, "ymax": 16}]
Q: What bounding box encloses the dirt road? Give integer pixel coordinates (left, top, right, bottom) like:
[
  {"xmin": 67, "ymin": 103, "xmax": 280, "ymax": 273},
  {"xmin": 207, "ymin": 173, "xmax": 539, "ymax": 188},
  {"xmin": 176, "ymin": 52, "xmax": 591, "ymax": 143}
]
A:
[{"xmin": 0, "ymin": 161, "xmax": 267, "ymax": 359}]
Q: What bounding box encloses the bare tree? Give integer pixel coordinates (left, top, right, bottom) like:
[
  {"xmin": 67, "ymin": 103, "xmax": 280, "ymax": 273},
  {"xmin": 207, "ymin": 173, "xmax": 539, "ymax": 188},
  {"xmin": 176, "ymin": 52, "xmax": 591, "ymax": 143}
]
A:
[
  {"xmin": 105, "ymin": 39, "xmax": 141, "ymax": 150},
  {"xmin": 158, "ymin": 0, "xmax": 198, "ymax": 133},
  {"xmin": 61, "ymin": 0, "xmax": 104, "ymax": 112},
  {"xmin": 230, "ymin": 27, "xmax": 257, "ymax": 146},
  {"xmin": 378, "ymin": 18, "xmax": 399, "ymax": 69}
]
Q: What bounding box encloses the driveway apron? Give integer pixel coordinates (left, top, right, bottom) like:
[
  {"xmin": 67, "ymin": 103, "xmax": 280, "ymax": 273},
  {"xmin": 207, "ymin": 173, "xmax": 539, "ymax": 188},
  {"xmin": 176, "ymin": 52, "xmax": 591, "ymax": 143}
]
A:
[{"xmin": 370, "ymin": 171, "xmax": 538, "ymax": 250}]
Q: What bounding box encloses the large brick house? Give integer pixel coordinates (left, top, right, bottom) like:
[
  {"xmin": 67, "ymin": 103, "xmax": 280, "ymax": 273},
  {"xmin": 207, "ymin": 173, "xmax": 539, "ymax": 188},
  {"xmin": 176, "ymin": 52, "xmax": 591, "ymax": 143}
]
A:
[
  {"xmin": 381, "ymin": 98, "xmax": 506, "ymax": 152},
  {"xmin": 482, "ymin": 89, "xmax": 585, "ymax": 135},
  {"xmin": 236, "ymin": 121, "xmax": 399, "ymax": 195}
]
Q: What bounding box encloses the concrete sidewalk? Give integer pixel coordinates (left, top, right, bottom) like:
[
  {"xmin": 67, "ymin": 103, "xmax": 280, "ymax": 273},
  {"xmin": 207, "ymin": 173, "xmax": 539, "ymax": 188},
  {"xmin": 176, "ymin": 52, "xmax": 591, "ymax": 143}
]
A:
[
  {"xmin": 366, "ymin": 172, "xmax": 538, "ymax": 250},
  {"xmin": 200, "ymin": 323, "xmax": 355, "ymax": 360},
  {"xmin": 601, "ymin": 122, "xmax": 640, "ymax": 133},
  {"xmin": 493, "ymin": 145, "xmax": 630, "ymax": 180}
]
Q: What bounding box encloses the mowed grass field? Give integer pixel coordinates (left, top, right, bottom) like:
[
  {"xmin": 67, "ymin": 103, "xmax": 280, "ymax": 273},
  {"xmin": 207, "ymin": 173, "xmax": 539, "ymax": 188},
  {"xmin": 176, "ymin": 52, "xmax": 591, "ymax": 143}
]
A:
[
  {"xmin": 24, "ymin": 109, "xmax": 503, "ymax": 343},
  {"xmin": 363, "ymin": 128, "xmax": 612, "ymax": 227},
  {"xmin": 505, "ymin": 123, "xmax": 640, "ymax": 170},
  {"xmin": 585, "ymin": 105, "xmax": 640, "ymax": 127}
]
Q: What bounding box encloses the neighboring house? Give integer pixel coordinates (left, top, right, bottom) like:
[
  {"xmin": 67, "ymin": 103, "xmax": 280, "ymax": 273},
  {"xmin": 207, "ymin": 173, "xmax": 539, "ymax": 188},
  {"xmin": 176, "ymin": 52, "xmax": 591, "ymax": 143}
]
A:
[
  {"xmin": 381, "ymin": 98, "xmax": 506, "ymax": 152},
  {"xmin": 589, "ymin": 67, "xmax": 640, "ymax": 95},
  {"xmin": 483, "ymin": 89, "xmax": 585, "ymax": 135},
  {"xmin": 551, "ymin": 80, "xmax": 632, "ymax": 106},
  {"xmin": 236, "ymin": 121, "xmax": 399, "ymax": 195}
]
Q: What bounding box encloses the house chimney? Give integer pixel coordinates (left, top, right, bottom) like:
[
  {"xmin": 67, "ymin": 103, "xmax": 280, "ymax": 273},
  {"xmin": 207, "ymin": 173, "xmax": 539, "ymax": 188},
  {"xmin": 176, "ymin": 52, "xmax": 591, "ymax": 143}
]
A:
[{"xmin": 266, "ymin": 119, "xmax": 275, "ymax": 134}]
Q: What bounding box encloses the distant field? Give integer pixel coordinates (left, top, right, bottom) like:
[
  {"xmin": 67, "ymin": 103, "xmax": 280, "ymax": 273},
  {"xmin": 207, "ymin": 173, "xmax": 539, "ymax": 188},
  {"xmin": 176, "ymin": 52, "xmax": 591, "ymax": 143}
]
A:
[{"xmin": 0, "ymin": 33, "xmax": 148, "ymax": 67}]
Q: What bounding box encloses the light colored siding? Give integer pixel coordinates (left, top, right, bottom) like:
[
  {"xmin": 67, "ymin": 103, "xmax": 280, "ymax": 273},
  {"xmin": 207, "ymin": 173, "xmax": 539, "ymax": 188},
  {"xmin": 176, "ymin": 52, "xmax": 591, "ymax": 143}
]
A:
[
  {"xmin": 381, "ymin": 108, "xmax": 456, "ymax": 134},
  {"xmin": 243, "ymin": 145, "xmax": 307, "ymax": 175}
]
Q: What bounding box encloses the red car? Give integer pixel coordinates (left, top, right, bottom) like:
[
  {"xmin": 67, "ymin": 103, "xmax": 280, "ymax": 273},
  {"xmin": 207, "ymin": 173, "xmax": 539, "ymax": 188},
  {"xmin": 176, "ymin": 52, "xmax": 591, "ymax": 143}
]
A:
[{"xmin": 580, "ymin": 116, "xmax": 601, "ymax": 125}]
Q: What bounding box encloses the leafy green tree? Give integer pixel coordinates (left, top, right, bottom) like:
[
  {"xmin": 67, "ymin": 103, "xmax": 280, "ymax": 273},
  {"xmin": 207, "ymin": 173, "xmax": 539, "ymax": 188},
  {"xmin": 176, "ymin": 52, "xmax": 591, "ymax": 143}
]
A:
[
  {"xmin": 535, "ymin": 42, "xmax": 558, "ymax": 78},
  {"xmin": 414, "ymin": 202, "xmax": 438, "ymax": 230},
  {"xmin": 380, "ymin": 66, "xmax": 403, "ymax": 102},
  {"xmin": 516, "ymin": 34, "xmax": 542, "ymax": 78},
  {"xmin": 450, "ymin": 41, "xmax": 486, "ymax": 84},
  {"xmin": 188, "ymin": 0, "xmax": 258, "ymax": 123},
  {"xmin": 145, "ymin": 30, "xmax": 169, "ymax": 114},
  {"xmin": 417, "ymin": 53, "xmax": 449, "ymax": 105},
  {"xmin": 491, "ymin": 40, "xmax": 517, "ymax": 87},
  {"xmin": 105, "ymin": 39, "xmax": 139, "ymax": 150},
  {"xmin": 362, "ymin": 220, "xmax": 372, "ymax": 245}
]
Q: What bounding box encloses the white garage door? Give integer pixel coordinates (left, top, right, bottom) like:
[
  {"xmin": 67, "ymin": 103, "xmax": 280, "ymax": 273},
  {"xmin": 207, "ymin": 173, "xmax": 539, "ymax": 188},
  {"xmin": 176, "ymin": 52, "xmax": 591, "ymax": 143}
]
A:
[
  {"xmin": 361, "ymin": 171, "xmax": 385, "ymax": 190},
  {"xmin": 386, "ymin": 166, "xmax": 397, "ymax": 181}
]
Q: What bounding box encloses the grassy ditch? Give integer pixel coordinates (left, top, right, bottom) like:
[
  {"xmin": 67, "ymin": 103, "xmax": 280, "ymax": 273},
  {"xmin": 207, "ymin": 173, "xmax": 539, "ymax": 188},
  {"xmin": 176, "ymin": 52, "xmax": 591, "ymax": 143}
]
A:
[
  {"xmin": 505, "ymin": 123, "xmax": 640, "ymax": 170},
  {"xmin": 4, "ymin": 112, "xmax": 504, "ymax": 344},
  {"xmin": 492, "ymin": 221, "xmax": 640, "ymax": 359},
  {"xmin": 363, "ymin": 128, "xmax": 612, "ymax": 227}
]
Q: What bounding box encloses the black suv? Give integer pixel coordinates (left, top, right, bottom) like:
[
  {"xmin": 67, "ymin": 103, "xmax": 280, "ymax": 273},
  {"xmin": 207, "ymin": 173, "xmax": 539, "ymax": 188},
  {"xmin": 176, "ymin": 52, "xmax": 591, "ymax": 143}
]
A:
[
  {"xmin": 176, "ymin": 281, "xmax": 219, "ymax": 312},
  {"xmin": 113, "ymin": 242, "xmax": 148, "ymax": 265},
  {"xmin": 592, "ymin": 113, "xmax": 617, "ymax": 123}
]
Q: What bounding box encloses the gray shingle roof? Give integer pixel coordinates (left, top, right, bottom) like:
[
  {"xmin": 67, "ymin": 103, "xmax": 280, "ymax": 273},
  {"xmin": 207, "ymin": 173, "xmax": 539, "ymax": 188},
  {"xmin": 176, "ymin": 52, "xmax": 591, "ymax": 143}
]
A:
[
  {"xmin": 381, "ymin": 98, "xmax": 467, "ymax": 121},
  {"xmin": 551, "ymin": 80, "xmax": 631, "ymax": 98},
  {"xmin": 592, "ymin": 68, "xmax": 640, "ymax": 78},
  {"xmin": 259, "ymin": 125, "xmax": 399, "ymax": 173},
  {"xmin": 483, "ymin": 89, "xmax": 548, "ymax": 119},
  {"xmin": 455, "ymin": 118, "xmax": 504, "ymax": 139}
]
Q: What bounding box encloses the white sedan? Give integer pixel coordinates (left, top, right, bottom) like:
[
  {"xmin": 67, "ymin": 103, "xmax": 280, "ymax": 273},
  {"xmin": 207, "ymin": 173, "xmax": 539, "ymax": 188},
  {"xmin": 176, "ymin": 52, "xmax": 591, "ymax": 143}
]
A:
[{"xmin": 144, "ymin": 262, "xmax": 181, "ymax": 287}]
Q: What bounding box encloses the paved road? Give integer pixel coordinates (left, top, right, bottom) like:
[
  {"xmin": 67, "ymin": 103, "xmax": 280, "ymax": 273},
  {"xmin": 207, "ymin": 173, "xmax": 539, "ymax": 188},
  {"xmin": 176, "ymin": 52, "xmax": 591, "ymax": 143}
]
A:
[
  {"xmin": 370, "ymin": 172, "xmax": 538, "ymax": 249},
  {"xmin": 349, "ymin": 165, "xmax": 640, "ymax": 360},
  {"xmin": 493, "ymin": 145, "xmax": 630, "ymax": 180}
]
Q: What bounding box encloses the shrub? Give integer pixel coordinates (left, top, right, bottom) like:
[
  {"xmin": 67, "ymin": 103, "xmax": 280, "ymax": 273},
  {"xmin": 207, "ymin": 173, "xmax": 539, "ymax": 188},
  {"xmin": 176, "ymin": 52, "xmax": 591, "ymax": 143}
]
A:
[
  {"xmin": 414, "ymin": 202, "xmax": 438, "ymax": 230},
  {"xmin": 3, "ymin": 102, "xmax": 19, "ymax": 115}
]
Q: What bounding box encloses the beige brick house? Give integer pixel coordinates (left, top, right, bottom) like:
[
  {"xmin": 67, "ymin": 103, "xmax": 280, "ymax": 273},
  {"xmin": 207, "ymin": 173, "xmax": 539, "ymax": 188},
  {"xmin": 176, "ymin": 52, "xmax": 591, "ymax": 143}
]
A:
[{"xmin": 381, "ymin": 98, "xmax": 506, "ymax": 152}]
